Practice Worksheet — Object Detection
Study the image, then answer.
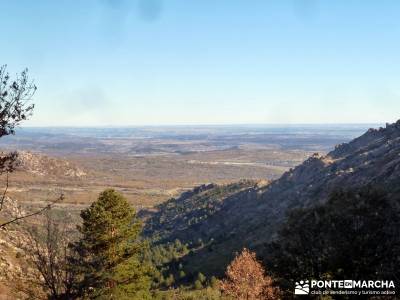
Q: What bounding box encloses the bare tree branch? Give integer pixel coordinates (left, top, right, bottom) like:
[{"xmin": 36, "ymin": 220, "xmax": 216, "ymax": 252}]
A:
[
  {"xmin": 0, "ymin": 171, "xmax": 9, "ymax": 211},
  {"xmin": 11, "ymin": 208, "xmax": 78, "ymax": 300},
  {"xmin": 0, "ymin": 65, "xmax": 38, "ymax": 226},
  {"xmin": 0, "ymin": 65, "xmax": 36, "ymax": 137},
  {"xmin": 0, "ymin": 194, "xmax": 65, "ymax": 229}
]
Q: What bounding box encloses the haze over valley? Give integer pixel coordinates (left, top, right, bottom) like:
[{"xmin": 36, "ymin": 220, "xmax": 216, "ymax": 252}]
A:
[{"xmin": 0, "ymin": 124, "xmax": 374, "ymax": 211}]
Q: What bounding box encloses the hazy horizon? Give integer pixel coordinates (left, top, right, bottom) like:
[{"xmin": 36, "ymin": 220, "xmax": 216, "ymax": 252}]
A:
[{"xmin": 16, "ymin": 122, "xmax": 384, "ymax": 129}]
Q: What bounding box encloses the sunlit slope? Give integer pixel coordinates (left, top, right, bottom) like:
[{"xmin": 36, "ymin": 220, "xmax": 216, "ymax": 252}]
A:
[{"xmin": 143, "ymin": 120, "xmax": 400, "ymax": 275}]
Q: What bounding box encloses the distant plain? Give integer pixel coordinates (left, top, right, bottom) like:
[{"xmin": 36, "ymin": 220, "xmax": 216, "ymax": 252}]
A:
[{"xmin": 0, "ymin": 125, "xmax": 377, "ymax": 211}]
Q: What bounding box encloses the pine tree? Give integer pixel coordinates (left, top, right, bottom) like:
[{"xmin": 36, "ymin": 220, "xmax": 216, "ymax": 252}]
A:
[
  {"xmin": 210, "ymin": 276, "xmax": 218, "ymax": 289},
  {"xmin": 194, "ymin": 280, "xmax": 203, "ymax": 290},
  {"xmin": 73, "ymin": 189, "xmax": 151, "ymax": 299},
  {"xmin": 197, "ymin": 272, "xmax": 206, "ymax": 284}
]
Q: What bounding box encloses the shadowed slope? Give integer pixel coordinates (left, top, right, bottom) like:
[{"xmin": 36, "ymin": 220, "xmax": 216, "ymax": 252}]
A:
[{"xmin": 144, "ymin": 121, "xmax": 400, "ymax": 276}]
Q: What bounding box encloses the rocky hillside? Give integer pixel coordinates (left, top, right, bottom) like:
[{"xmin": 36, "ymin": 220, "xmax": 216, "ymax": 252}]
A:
[
  {"xmin": 0, "ymin": 197, "xmax": 30, "ymax": 297},
  {"xmin": 15, "ymin": 151, "xmax": 86, "ymax": 178},
  {"xmin": 142, "ymin": 180, "xmax": 262, "ymax": 243},
  {"xmin": 143, "ymin": 120, "xmax": 400, "ymax": 276}
]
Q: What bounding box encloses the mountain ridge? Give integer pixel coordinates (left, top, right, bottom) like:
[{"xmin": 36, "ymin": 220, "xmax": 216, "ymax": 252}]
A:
[{"xmin": 143, "ymin": 120, "xmax": 400, "ymax": 276}]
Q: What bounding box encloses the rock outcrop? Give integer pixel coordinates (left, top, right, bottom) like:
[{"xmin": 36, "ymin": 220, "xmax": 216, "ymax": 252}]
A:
[
  {"xmin": 144, "ymin": 120, "xmax": 400, "ymax": 275},
  {"xmin": 15, "ymin": 151, "xmax": 86, "ymax": 178}
]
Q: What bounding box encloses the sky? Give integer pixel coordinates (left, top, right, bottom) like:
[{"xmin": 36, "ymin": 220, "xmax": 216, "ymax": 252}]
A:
[{"xmin": 1, "ymin": 0, "xmax": 399, "ymax": 126}]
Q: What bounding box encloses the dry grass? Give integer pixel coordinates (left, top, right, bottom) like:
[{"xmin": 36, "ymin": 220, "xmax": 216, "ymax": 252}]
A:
[{"xmin": 1, "ymin": 148, "xmax": 311, "ymax": 212}]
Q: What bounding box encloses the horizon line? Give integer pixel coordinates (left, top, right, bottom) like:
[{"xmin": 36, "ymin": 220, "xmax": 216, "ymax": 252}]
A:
[{"xmin": 19, "ymin": 122, "xmax": 386, "ymax": 128}]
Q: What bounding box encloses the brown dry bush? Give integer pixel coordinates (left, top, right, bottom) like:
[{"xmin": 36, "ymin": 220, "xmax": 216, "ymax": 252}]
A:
[{"xmin": 220, "ymin": 248, "xmax": 281, "ymax": 300}]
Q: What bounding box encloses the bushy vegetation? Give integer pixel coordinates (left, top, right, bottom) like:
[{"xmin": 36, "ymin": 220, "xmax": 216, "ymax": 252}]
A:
[
  {"xmin": 265, "ymin": 185, "xmax": 400, "ymax": 296},
  {"xmin": 144, "ymin": 181, "xmax": 257, "ymax": 242},
  {"xmin": 11, "ymin": 183, "xmax": 400, "ymax": 299},
  {"xmin": 143, "ymin": 184, "xmax": 400, "ymax": 299},
  {"xmin": 142, "ymin": 181, "xmax": 260, "ymax": 278},
  {"xmin": 144, "ymin": 239, "xmax": 190, "ymax": 289},
  {"xmin": 151, "ymin": 287, "xmax": 225, "ymax": 300},
  {"xmin": 220, "ymin": 248, "xmax": 281, "ymax": 300},
  {"xmin": 10, "ymin": 210, "xmax": 77, "ymax": 299}
]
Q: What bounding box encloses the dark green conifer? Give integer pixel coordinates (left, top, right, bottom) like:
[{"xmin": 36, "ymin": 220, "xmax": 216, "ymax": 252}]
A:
[{"xmin": 73, "ymin": 189, "xmax": 151, "ymax": 299}]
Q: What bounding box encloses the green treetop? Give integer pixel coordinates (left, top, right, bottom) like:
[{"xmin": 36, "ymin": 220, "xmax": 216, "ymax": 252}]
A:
[{"xmin": 73, "ymin": 189, "xmax": 151, "ymax": 300}]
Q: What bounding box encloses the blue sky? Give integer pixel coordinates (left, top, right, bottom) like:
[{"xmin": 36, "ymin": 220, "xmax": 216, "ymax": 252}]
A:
[{"xmin": 1, "ymin": 0, "xmax": 399, "ymax": 126}]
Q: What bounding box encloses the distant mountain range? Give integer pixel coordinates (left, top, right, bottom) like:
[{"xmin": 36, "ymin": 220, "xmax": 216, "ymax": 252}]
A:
[{"xmin": 142, "ymin": 120, "xmax": 400, "ymax": 276}]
